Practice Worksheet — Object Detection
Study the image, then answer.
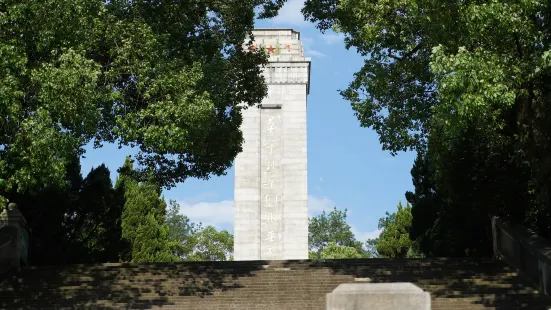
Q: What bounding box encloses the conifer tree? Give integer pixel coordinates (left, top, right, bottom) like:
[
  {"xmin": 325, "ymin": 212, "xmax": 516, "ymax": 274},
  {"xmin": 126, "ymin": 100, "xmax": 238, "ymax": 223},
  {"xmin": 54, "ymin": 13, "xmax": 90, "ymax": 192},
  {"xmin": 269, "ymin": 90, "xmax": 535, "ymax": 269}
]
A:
[
  {"xmin": 132, "ymin": 212, "xmax": 175, "ymax": 263},
  {"xmin": 118, "ymin": 157, "xmax": 173, "ymax": 262},
  {"xmin": 375, "ymin": 202, "xmax": 420, "ymax": 258}
]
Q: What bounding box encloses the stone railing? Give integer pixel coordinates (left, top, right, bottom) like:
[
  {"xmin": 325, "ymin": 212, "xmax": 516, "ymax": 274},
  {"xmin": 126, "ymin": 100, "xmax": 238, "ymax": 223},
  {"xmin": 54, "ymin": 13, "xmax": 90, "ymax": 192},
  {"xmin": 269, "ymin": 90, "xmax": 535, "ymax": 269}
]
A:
[
  {"xmin": 0, "ymin": 203, "xmax": 28, "ymax": 275},
  {"xmin": 491, "ymin": 216, "xmax": 551, "ymax": 296}
]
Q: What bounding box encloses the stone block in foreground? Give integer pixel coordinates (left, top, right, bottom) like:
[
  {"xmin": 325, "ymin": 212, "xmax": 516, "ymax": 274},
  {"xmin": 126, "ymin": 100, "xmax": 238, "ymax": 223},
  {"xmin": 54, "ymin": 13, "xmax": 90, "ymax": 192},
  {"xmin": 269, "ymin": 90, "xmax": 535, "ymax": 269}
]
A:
[{"xmin": 326, "ymin": 282, "xmax": 431, "ymax": 310}]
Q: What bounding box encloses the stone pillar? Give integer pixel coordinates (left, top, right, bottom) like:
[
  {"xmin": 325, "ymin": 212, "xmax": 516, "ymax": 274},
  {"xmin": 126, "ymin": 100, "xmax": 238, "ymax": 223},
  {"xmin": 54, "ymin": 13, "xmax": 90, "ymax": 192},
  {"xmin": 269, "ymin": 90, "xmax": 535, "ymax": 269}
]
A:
[
  {"xmin": 0, "ymin": 203, "xmax": 28, "ymax": 272},
  {"xmin": 491, "ymin": 216, "xmax": 499, "ymax": 257},
  {"xmin": 234, "ymin": 29, "xmax": 311, "ymax": 260}
]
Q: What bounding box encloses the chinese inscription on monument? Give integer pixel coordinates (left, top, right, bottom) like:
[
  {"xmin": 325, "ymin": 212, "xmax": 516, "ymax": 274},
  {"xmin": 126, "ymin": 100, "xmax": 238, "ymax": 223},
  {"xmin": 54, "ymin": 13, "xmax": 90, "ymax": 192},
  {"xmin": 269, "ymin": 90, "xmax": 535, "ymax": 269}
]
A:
[{"xmin": 260, "ymin": 109, "xmax": 283, "ymax": 259}]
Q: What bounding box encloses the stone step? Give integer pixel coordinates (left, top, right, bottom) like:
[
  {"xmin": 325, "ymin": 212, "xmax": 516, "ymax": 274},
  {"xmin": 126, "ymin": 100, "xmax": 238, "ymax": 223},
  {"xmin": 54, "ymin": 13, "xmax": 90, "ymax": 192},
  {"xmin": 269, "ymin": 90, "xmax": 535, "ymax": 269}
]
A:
[
  {"xmin": 431, "ymin": 296, "xmax": 551, "ymax": 308},
  {"xmin": 12, "ymin": 268, "xmax": 514, "ymax": 276},
  {"xmin": 16, "ymin": 258, "xmax": 507, "ymax": 271},
  {"xmin": 3, "ymin": 300, "xmax": 550, "ymax": 310},
  {"xmin": 2, "ymin": 258, "xmax": 548, "ymax": 310},
  {"xmin": 15, "ymin": 263, "xmax": 512, "ymax": 271},
  {"xmin": 0, "ymin": 278, "xmax": 536, "ymax": 290},
  {"xmin": 1, "ymin": 280, "xmax": 532, "ymax": 294},
  {"xmin": 3, "ymin": 295, "xmax": 550, "ymax": 310},
  {"xmin": 17, "ymin": 266, "xmax": 512, "ymax": 276},
  {"xmin": 10, "ymin": 273, "xmax": 513, "ymax": 283},
  {"xmin": 1, "ymin": 294, "xmax": 540, "ymax": 304},
  {"xmin": 1, "ymin": 277, "xmax": 533, "ymax": 287},
  {"xmin": 4, "ymin": 271, "xmax": 520, "ymax": 282},
  {"xmin": 1, "ymin": 287, "xmax": 544, "ymax": 298},
  {"xmin": 2, "ymin": 304, "xmax": 325, "ymax": 310}
]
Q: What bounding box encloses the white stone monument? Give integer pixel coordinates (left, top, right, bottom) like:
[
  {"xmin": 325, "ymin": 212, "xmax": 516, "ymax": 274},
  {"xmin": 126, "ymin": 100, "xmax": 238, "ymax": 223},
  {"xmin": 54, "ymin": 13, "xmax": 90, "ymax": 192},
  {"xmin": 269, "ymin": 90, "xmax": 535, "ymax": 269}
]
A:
[{"xmin": 234, "ymin": 29, "xmax": 311, "ymax": 260}]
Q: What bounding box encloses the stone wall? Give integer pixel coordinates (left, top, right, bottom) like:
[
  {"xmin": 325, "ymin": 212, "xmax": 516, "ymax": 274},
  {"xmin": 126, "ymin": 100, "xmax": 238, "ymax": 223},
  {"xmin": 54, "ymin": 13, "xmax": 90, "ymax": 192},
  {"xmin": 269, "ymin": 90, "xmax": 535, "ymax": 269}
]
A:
[{"xmin": 492, "ymin": 216, "xmax": 551, "ymax": 296}]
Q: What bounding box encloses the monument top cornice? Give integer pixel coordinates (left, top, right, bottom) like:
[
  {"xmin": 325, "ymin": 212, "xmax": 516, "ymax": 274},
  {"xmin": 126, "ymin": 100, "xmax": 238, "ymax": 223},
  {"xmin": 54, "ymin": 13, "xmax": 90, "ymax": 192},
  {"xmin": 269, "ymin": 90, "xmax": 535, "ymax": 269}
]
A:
[
  {"xmin": 252, "ymin": 28, "xmax": 301, "ymax": 40},
  {"xmin": 244, "ymin": 28, "xmax": 311, "ymax": 94}
]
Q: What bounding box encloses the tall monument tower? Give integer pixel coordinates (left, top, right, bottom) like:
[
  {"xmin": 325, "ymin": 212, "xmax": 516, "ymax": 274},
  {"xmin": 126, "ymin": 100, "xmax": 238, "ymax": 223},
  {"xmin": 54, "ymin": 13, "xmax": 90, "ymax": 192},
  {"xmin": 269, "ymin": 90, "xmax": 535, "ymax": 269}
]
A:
[{"xmin": 234, "ymin": 29, "xmax": 311, "ymax": 260}]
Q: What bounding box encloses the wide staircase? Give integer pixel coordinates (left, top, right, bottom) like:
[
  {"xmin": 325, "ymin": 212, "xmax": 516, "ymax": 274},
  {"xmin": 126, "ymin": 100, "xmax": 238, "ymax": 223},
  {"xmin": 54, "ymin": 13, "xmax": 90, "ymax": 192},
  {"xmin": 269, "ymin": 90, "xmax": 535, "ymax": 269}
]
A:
[{"xmin": 1, "ymin": 258, "xmax": 550, "ymax": 310}]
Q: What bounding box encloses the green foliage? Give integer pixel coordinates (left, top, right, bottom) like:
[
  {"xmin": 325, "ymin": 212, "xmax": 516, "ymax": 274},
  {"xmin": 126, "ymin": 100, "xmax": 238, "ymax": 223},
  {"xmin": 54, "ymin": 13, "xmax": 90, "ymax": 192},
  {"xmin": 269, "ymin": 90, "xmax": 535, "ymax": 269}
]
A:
[
  {"xmin": 405, "ymin": 241, "xmax": 424, "ymax": 259},
  {"xmin": 303, "ymin": 0, "xmax": 551, "ymax": 154},
  {"xmin": 406, "ymin": 146, "xmax": 516, "ymax": 257},
  {"xmin": 316, "ymin": 242, "xmax": 362, "ymax": 259},
  {"xmin": 165, "ymin": 200, "xmax": 199, "ymax": 258},
  {"xmin": 121, "ymin": 182, "xmax": 171, "ymax": 262},
  {"xmin": 119, "ymin": 160, "xmax": 173, "ymax": 262},
  {"xmin": 5, "ymin": 155, "xmax": 128, "ymax": 265},
  {"xmin": 364, "ymin": 238, "xmax": 379, "ymax": 258},
  {"xmin": 5, "ymin": 155, "xmax": 83, "ymax": 265},
  {"xmin": 184, "ymin": 225, "xmax": 234, "ymax": 262},
  {"xmin": 131, "ymin": 212, "xmax": 175, "ymax": 263},
  {"xmin": 165, "ymin": 200, "xmax": 233, "ymax": 261},
  {"xmin": 303, "ymin": 0, "xmax": 551, "ymax": 255},
  {"xmin": 375, "ymin": 202, "xmax": 413, "ymax": 258},
  {"xmin": 121, "ymin": 181, "xmax": 162, "ymax": 243},
  {"xmin": 69, "ymin": 164, "xmax": 125, "ymax": 263},
  {"xmin": 6, "ymin": 154, "xmax": 234, "ymax": 264},
  {"xmin": 0, "ymin": 0, "xmax": 289, "ymax": 204},
  {"xmin": 308, "ymin": 207, "xmax": 365, "ymax": 258}
]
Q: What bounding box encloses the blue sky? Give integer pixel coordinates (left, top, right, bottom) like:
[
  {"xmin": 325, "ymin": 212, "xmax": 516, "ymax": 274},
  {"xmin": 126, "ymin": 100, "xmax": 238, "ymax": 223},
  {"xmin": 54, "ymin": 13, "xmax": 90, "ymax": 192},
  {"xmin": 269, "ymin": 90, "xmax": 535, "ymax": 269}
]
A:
[{"xmin": 80, "ymin": 0, "xmax": 417, "ymax": 242}]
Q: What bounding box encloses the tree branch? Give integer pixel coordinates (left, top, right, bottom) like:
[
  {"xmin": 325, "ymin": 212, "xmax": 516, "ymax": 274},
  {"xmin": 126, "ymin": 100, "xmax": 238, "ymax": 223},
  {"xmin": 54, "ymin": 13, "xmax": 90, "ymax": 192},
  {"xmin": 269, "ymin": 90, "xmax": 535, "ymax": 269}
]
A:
[{"xmin": 388, "ymin": 43, "xmax": 423, "ymax": 62}]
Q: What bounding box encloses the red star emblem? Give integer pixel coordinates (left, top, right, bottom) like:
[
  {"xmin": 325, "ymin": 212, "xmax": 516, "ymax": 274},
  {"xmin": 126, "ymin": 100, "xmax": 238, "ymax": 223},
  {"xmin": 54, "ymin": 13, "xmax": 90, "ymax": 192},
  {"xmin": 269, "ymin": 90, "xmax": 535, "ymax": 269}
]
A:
[{"xmin": 267, "ymin": 45, "xmax": 275, "ymax": 53}]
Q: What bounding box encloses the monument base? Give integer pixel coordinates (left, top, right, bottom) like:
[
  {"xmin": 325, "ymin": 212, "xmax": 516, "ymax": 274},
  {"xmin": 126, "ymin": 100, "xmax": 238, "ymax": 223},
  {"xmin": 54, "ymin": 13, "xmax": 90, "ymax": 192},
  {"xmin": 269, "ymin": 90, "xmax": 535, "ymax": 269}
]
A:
[{"xmin": 326, "ymin": 283, "xmax": 431, "ymax": 310}]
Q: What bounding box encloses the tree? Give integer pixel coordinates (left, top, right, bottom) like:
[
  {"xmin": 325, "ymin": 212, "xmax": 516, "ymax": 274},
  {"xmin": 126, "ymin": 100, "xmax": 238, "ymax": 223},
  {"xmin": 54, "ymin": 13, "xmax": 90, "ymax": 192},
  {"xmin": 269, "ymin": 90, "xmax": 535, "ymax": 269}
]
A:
[
  {"xmin": 68, "ymin": 164, "xmax": 124, "ymax": 263},
  {"xmin": 166, "ymin": 200, "xmax": 197, "ymax": 243},
  {"xmin": 131, "ymin": 212, "xmax": 175, "ymax": 263},
  {"xmin": 364, "ymin": 238, "xmax": 379, "ymax": 258},
  {"xmin": 303, "ymin": 0, "xmax": 551, "ymax": 155},
  {"xmin": 4, "ymin": 154, "xmax": 130, "ymax": 265},
  {"xmin": 308, "ymin": 207, "xmax": 365, "ymax": 258},
  {"xmin": 302, "ymin": 0, "xmax": 551, "ymax": 253},
  {"xmin": 165, "ymin": 200, "xmax": 233, "ymax": 261},
  {"xmin": 375, "ymin": 202, "xmax": 419, "ymax": 258},
  {"xmin": 5, "ymin": 154, "xmax": 84, "ymax": 265},
  {"xmin": 185, "ymin": 225, "xmax": 234, "ymax": 261},
  {"xmin": 0, "ymin": 0, "xmax": 289, "ymax": 206},
  {"xmin": 406, "ymin": 138, "xmax": 532, "ymax": 257},
  {"xmin": 118, "ymin": 158, "xmax": 172, "ymax": 262},
  {"xmin": 316, "ymin": 242, "xmax": 362, "ymax": 259},
  {"xmin": 165, "ymin": 200, "xmax": 201, "ymax": 260}
]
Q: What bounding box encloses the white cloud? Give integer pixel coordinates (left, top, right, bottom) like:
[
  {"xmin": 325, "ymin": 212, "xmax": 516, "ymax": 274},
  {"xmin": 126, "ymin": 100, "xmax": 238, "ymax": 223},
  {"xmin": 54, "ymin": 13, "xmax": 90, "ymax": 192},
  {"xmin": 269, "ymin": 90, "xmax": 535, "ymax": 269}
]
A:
[
  {"xmin": 302, "ymin": 37, "xmax": 313, "ymax": 45},
  {"xmin": 321, "ymin": 32, "xmax": 345, "ymax": 45},
  {"xmin": 306, "ymin": 49, "xmax": 328, "ymax": 58},
  {"xmin": 177, "ymin": 194, "xmax": 381, "ymax": 247},
  {"xmin": 308, "ymin": 195, "xmax": 335, "ymax": 216},
  {"xmin": 177, "ymin": 194, "xmax": 335, "ymax": 228},
  {"xmin": 180, "ymin": 191, "xmax": 219, "ymax": 204},
  {"xmin": 301, "ymin": 36, "xmax": 328, "ymax": 58},
  {"xmin": 177, "ymin": 199, "xmax": 234, "ymax": 228},
  {"xmin": 270, "ymin": 0, "xmax": 307, "ymax": 26},
  {"xmin": 351, "ymin": 225, "xmax": 382, "ymax": 242}
]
